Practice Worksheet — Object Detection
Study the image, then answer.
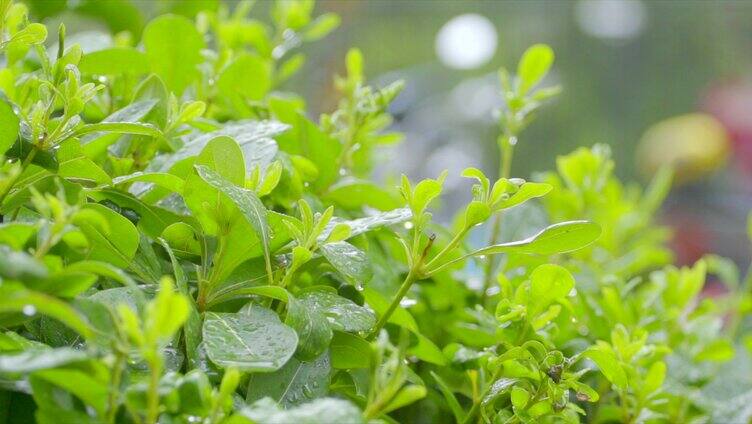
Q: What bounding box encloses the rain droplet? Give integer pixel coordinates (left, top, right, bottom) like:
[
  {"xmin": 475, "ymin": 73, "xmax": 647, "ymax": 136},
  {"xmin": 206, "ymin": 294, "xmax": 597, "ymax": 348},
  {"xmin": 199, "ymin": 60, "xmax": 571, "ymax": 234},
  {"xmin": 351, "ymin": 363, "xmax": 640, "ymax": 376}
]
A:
[
  {"xmin": 400, "ymin": 298, "xmax": 417, "ymax": 307},
  {"xmin": 22, "ymin": 305, "xmax": 36, "ymax": 316},
  {"xmin": 403, "ymin": 222, "xmax": 414, "ymax": 230}
]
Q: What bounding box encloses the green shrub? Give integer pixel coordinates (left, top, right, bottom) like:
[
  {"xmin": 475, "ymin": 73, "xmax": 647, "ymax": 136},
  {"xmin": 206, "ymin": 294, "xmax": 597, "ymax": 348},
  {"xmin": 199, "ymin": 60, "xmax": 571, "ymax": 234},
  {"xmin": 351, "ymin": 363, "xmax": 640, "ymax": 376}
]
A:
[{"xmin": 0, "ymin": 1, "xmax": 749, "ymax": 423}]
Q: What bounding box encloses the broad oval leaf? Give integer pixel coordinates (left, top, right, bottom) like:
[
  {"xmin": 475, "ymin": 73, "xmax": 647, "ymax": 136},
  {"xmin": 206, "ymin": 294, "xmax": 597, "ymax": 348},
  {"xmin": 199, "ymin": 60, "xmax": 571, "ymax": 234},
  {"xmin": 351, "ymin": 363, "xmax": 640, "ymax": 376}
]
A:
[
  {"xmin": 319, "ymin": 241, "xmax": 372, "ymax": 285},
  {"xmin": 246, "ymin": 351, "xmax": 330, "ymax": 407},
  {"xmin": 202, "ymin": 307, "xmax": 298, "ymax": 372},
  {"xmin": 299, "ymin": 290, "xmax": 375, "ymax": 333},
  {"xmin": 286, "ymin": 296, "xmax": 332, "ymax": 361},
  {"xmin": 329, "ymin": 331, "xmax": 371, "ymax": 369},
  {"xmin": 143, "ymin": 14, "xmax": 205, "ymax": 94},
  {"xmin": 240, "ymin": 397, "xmax": 364, "ymax": 424},
  {"xmin": 79, "ymin": 47, "xmax": 149, "ymax": 75},
  {"xmin": 76, "ymin": 203, "xmax": 139, "ymax": 268}
]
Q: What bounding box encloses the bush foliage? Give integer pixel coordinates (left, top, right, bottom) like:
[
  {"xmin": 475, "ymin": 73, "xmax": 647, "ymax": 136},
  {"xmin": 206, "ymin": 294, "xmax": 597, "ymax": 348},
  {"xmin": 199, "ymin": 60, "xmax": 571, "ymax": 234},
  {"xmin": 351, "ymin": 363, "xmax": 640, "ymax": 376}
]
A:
[{"xmin": 0, "ymin": 1, "xmax": 749, "ymax": 423}]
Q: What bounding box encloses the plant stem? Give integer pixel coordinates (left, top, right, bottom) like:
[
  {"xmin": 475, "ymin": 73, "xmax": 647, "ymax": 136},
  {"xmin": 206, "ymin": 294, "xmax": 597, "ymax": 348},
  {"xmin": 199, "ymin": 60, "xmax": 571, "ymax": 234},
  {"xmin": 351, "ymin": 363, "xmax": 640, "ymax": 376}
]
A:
[
  {"xmin": 369, "ymin": 268, "xmax": 417, "ymax": 340},
  {"xmin": 479, "ymin": 135, "xmax": 515, "ymax": 305},
  {"xmin": 423, "ymin": 228, "xmax": 468, "ymax": 270},
  {"xmin": 369, "ymin": 235, "xmax": 434, "ymax": 340},
  {"xmin": 462, "ymin": 366, "xmax": 502, "ymax": 424},
  {"xmin": 0, "ymin": 148, "xmax": 38, "ymax": 207},
  {"xmin": 146, "ymin": 356, "xmax": 162, "ymax": 424},
  {"xmin": 107, "ymin": 350, "xmax": 126, "ymax": 424}
]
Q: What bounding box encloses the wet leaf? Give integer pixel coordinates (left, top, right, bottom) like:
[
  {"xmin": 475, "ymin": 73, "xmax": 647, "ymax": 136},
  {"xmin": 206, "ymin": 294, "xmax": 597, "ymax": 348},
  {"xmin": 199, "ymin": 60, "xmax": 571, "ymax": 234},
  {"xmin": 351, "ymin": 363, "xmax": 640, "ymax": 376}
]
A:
[{"xmin": 202, "ymin": 306, "xmax": 298, "ymax": 372}]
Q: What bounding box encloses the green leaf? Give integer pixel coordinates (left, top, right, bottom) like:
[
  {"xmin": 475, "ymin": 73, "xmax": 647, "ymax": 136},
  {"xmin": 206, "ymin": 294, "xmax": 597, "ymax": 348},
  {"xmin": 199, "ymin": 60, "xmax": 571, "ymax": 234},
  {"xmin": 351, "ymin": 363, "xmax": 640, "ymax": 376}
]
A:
[
  {"xmin": 695, "ymin": 339, "xmax": 734, "ymax": 362},
  {"xmin": 27, "ymin": 270, "xmax": 98, "ymax": 298},
  {"xmin": 286, "ymin": 295, "xmax": 333, "ymax": 361},
  {"xmin": 517, "ymin": 44, "xmax": 554, "ymax": 95},
  {"xmin": 320, "ymin": 207, "xmax": 412, "ymax": 241},
  {"xmin": 79, "ymin": 47, "xmax": 149, "ymax": 75},
  {"xmin": 493, "ymin": 182, "xmax": 552, "ymax": 211},
  {"xmin": 32, "ymin": 366, "xmax": 110, "ymax": 416},
  {"xmin": 641, "ymin": 361, "xmax": 666, "ymax": 397},
  {"xmin": 471, "ymin": 221, "xmax": 601, "ymax": 257},
  {"xmin": 150, "ymin": 121, "xmax": 286, "ymax": 175},
  {"xmin": 324, "ymin": 178, "xmax": 400, "ymax": 211},
  {"xmin": 527, "ymin": 264, "xmax": 575, "ymax": 318},
  {"xmin": 111, "ymin": 172, "xmax": 184, "ymax": 194},
  {"xmin": 143, "ymin": 14, "xmax": 205, "ymax": 94},
  {"xmin": 217, "ymin": 53, "xmax": 271, "ymax": 110},
  {"xmin": 195, "ymin": 164, "xmax": 273, "ymax": 285},
  {"xmin": 364, "ymin": 287, "xmax": 418, "ymax": 333},
  {"xmin": 0, "ymin": 348, "xmax": 89, "ymax": 374},
  {"xmin": 76, "ymin": 203, "xmax": 139, "ymax": 268},
  {"xmin": 0, "ymin": 99, "xmax": 19, "ymax": 154},
  {"xmin": 160, "ymin": 239, "xmax": 202, "ymax": 368},
  {"xmin": 270, "ymin": 98, "xmax": 341, "ymax": 190},
  {"xmin": 319, "ymin": 241, "xmax": 373, "ymax": 285},
  {"xmin": 464, "ymin": 201, "xmax": 491, "ymax": 228},
  {"xmin": 0, "ymin": 287, "xmax": 92, "ymax": 340},
  {"xmin": 160, "ymin": 222, "xmax": 201, "ymax": 258},
  {"xmin": 240, "ymin": 397, "xmax": 364, "ymax": 424},
  {"xmin": 207, "ymin": 285, "xmax": 291, "ymax": 309},
  {"xmin": 329, "ymin": 331, "xmax": 371, "ymax": 369},
  {"xmin": 584, "ymin": 344, "xmax": 627, "ymax": 389},
  {"xmin": 0, "ymin": 223, "xmax": 36, "ymax": 250},
  {"xmin": 146, "ymin": 278, "xmax": 190, "ymax": 342},
  {"xmin": 202, "ymin": 307, "xmax": 298, "ymax": 372},
  {"xmin": 410, "ymin": 173, "xmax": 446, "ymax": 215},
  {"xmin": 408, "ymin": 333, "xmax": 447, "ymax": 366},
  {"xmin": 382, "ymin": 385, "xmax": 427, "ymax": 414},
  {"xmin": 8, "ymin": 23, "xmax": 47, "ymax": 45},
  {"xmin": 0, "ymin": 245, "xmax": 48, "ymax": 282},
  {"xmin": 88, "ymin": 286, "xmax": 146, "ymax": 314},
  {"xmin": 430, "ymin": 372, "xmax": 466, "ymax": 423},
  {"xmin": 298, "ymin": 290, "xmax": 375, "ymax": 333},
  {"xmin": 304, "ymin": 13, "xmax": 341, "ymax": 41},
  {"xmin": 86, "ymin": 188, "xmax": 182, "ymax": 239},
  {"xmin": 483, "ymin": 378, "xmax": 518, "ymax": 406},
  {"xmin": 511, "ymin": 386, "xmax": 530, "ymax": 411},
  {"xmin": 246, "ymin": 351, "xmax": 330, "ymax": 407},
  {"xmin": 69, "ymin": 121, "xmax": 162, "ymax": 140}
]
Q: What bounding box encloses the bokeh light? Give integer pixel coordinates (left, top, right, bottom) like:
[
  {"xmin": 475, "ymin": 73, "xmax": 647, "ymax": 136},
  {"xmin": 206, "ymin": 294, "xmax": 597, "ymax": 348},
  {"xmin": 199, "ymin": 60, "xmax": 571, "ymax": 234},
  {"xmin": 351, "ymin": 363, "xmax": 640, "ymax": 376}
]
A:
[
  {"xmin": 435, "ymin": 14, "xmax": 498, "ymax": 70},
  {"xmin": 575, "ymin": 0, "xmax": 646, "ymax": 41}
]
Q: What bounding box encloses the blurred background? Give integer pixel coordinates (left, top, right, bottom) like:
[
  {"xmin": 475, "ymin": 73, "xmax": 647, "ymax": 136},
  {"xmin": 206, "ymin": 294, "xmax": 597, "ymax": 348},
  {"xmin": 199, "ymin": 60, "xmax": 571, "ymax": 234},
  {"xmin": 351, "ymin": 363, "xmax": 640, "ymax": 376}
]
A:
[{"xmin": 26, "ymin": 0, "xmax": 752, "ymax": 266}]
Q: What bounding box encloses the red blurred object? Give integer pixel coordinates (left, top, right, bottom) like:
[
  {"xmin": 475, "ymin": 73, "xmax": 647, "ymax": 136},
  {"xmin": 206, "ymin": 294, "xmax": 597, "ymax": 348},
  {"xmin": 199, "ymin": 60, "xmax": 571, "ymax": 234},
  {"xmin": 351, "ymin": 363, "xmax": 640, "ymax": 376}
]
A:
[
  {"xmin": 702, "ymin": 79, "xmax": 752, "ymax": 174},
  {"xmin": 664, "ymin": 212, "xmax": 713, "ymax": 266}
]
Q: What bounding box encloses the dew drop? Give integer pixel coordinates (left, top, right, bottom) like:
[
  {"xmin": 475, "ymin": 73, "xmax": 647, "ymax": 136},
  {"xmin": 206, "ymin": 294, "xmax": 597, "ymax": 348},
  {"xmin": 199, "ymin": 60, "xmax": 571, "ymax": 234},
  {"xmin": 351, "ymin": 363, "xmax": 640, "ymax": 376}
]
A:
[
  {"xmin": 400, "ymin": 298, "xmax": 417, "ymax": 307},
  {"xmin": 22, "ymin": 305, "xmax": 37, "ymax": 316}
]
